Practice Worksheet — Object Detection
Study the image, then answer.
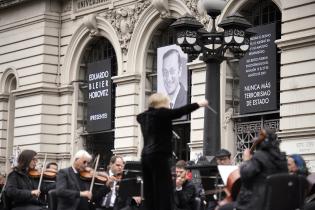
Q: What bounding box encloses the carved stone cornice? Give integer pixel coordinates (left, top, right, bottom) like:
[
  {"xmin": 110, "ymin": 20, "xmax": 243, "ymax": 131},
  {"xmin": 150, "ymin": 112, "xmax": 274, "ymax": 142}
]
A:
[
  {"xmin": 102, "ymin": 0, "xmax": 151, "ymax": 55},
  {"xmin": 0, "ymin": 0, "xmax": 31, "ymax": 10},
  {"xmin": 0, "ymin": 93, "xmax": 9, "ymax": 102},
  {"xmin": 188, "ymin": 140, "xmax": 204, "ymax": 149},
  {"xmin": 83, "ymin": 14, "xmax": 100, "ymax": 37},
  {"xmin": 112, "ymin": 73, "xmax": 141, "ymax": 85},
  {"xmin": 223, "ymin": 108, "xmax": 233, "ymax": 128},
  {"xmin": 184, "ymin": 0, "xmax": 210, "ymax": 27},
  {"xmin": 11, "ymin": 85, "xmax": 74, "ymax": 98},
  {"xmin": 151, "ymin": 0, "xmax": 170, "ymax": 18},
  {"xmin": 275, "ymin": 31, "xmax": 315, "ymax": 50},
  {"xmin": 112, "ymin": 146, "xmax": 138, "ymax": 156}
]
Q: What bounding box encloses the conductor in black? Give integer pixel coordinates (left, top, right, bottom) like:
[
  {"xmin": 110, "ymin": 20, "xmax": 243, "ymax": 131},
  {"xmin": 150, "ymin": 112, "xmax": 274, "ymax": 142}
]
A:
[{"xmin": 137, "ymin": 93, "xmax": 208, "ymax": 210}]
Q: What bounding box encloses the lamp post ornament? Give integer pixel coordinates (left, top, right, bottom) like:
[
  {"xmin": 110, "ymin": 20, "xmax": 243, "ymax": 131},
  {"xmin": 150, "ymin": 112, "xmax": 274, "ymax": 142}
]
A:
[{"xmin": 171, "ymin": 0, "xmax": 253, "ymax": 156}]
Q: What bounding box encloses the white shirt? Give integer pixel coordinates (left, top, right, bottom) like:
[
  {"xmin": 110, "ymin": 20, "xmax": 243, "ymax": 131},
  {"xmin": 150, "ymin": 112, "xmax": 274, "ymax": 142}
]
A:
[{"xmin": 102, "ymin": 170, "xmax": 117, "ymax": 207}]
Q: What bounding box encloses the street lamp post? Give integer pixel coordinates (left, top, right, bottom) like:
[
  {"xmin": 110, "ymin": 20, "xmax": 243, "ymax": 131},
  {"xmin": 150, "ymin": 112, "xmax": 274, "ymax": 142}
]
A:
[{"xmin": 171, "ymin": 0, "xmax": 252, "ymax": 156}]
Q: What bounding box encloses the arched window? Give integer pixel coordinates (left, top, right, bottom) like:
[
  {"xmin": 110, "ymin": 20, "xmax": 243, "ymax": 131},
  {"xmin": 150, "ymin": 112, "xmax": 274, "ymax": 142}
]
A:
[
  {"xmin": 231, "ymin": 0, "xmax": 282, "ymax": 162},
  {"xmin": 3, "ymin": 74, "xmax": 17, "ymax": 172},
  {"xmin": 78, "ymin": 37, "xmax": 117, "ymax": 167}
]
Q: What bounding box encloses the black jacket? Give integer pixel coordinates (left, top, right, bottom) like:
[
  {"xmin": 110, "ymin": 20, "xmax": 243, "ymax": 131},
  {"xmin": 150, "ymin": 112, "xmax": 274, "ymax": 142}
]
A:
[
  {"xmin": 173, "ymin": 83, "xmax": 187, "ymax": 109},
  {"xmin": 56, "ymin": 167, "xmax": 90, "ymax": 210},
  {"xmin": 5, "ymin": 168, "xmax": 43, "ymax": 208},
  {"xmin": 174, "ymin": 180, "xmax": 197, "ymax": 210},
  {"xmin": 137, "ymin": 103, "xmax": 199, "ymax": 157},
  {"xmin": 236, "ymin": 148, "xmax": 288, "ymax": 210}
]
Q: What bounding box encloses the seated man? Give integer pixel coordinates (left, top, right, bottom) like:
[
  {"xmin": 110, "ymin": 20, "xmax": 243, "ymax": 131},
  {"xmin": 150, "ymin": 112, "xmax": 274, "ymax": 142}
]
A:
[
  {"xmin": 215, "ymin": 149, "xmax": 232, "ymax": 166},
  {"xmin": 56, "ymin": 150, "xmax": 92, "ymax": 210},
  {"xmin": 94, "ymin": 155, "xmax": 126, "ymax": 210},
  {"xmin": 207, "ymin": 149, "xmax": 233, "ymax": 210},
  {"xmin": 174, "ymin": 160, "xmax": 197, "ymax": 210}
]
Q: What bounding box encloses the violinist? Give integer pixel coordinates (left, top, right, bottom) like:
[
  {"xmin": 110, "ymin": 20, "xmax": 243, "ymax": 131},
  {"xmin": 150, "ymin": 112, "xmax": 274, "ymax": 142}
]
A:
[
  {"xmin": 5, "ymin": 149, "xmax": 45, "ymax": 210},
  {"xmin": 218, "ymin": 128, "xmax": 288, "ymax": 210},
  {"xmin": 46, "ymin": 162, "xmax": 58, "ymax": 172},
  {"xmin": 39, "ymin": 162, "xmax": 59, "ymax": 207},
  {"xmin": 56, "ymin": 150, "xmax": 92, "ymax": 210},
  {"xmin": 94, "ymin": 155, "xmax": 125, "ymax": 210}
]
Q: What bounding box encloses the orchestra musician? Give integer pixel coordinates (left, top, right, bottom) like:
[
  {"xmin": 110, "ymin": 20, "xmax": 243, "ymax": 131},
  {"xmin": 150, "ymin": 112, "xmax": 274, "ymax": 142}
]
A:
[
  {"xmin": 137, "ymin": 92, "xmax": 208, "ymax": 210},
  {"xmin": 215, "ymin": 149, "xmax": 232, "ymax": 166},
  {"xmin": 55, "ymin": 150, "xmax": 92, "ymax": 210},
  {"xmin": 5, "ymin": 149, "xmax": 45, "ymax": 210},
  {"xmin": 174, "ymin": 160, "xmax": 197, "ymax": 210},
  {"xmin": 94, "ymin": 155, "xmax": 125, "ymax": 210},
  {"xmin": 218, "ymin": 128, "xmax": 288, "ymax": 210},
  {"xmin": 46, "ymin": 162, "xmax": 58, "ymax": 172},
  {"xmin": 39, "ymin": 162, "xmax": 59, "ymax": 207},
  {"xmin": 0, "ymin": 173, "xmax": 5, "ymax": 210},
  {"xmin": 287, "ymin": 154, "xmax": 309, "ymax": 177},
  {"xmin": 207, "ymin": 149, "xmax": 233, "ymax": 210}
]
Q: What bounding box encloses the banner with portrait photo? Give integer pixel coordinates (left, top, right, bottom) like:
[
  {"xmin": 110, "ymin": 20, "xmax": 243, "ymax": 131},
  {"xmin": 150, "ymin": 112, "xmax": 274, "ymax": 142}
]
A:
[{"xmin": 157, "ymin": 45, "xmax": 188, "ymax": 110}]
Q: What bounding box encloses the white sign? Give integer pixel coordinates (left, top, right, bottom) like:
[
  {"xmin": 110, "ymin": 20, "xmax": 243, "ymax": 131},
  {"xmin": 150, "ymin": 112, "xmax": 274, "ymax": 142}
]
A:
[{"xmin": 280, "ymin": 139, "xmax": 315, "ymax": 155}]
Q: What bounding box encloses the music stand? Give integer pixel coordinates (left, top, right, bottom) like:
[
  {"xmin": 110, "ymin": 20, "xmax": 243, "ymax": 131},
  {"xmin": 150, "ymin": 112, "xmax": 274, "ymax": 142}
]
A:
[
  {"xmin": 118, "ymin": 161, "xmax": 143, "ymax": 200},
  {"xmin": 186, "ymin": 158, "xmax": 218, "ymax": 201}
]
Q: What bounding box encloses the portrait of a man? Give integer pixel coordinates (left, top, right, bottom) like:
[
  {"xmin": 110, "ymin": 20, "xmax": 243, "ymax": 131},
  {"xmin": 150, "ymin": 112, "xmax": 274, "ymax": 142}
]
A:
[{"xmin": 157, "ymin": 45, "xmax": 188, "ymax": 109}]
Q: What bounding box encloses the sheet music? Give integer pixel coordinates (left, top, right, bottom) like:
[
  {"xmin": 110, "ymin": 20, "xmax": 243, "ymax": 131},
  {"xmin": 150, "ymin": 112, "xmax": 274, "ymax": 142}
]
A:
[{"xmin": 217, "ymin": 165, "xmax": 239, "ymax": 185}]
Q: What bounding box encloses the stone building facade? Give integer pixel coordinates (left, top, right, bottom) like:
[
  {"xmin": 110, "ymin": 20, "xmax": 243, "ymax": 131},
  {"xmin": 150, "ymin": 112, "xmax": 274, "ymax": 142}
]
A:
[{"xmin": 0, "ymin": 0, "xmax": 314, "ymax": 174}]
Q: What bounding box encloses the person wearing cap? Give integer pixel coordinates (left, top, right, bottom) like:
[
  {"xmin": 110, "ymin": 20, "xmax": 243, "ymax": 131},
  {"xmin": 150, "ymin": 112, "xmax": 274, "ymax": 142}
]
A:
[
  {"xmin": 215, "ymin": 149, "xmax": 232, "ymax": 165},
  {"xmin": 206, "ymin": 149, "xmax": 233, "ymax": 210}
]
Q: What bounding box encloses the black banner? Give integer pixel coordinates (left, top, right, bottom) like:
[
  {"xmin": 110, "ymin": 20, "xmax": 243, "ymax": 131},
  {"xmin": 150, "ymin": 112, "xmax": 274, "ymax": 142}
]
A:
[
  {"xmin": 86, "ymin": 59, "xmax": 112, "ymax": 132},
  {"xmin": 239, "ymin": 23, "xmax": 277, "ymax": 114}
]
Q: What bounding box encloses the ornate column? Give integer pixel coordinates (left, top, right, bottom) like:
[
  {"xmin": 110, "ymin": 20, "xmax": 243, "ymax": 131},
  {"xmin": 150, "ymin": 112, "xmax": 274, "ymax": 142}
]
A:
[
  {"xmin": 187, "ymin": 60, "xmax": 206, "ymax": 160},
  {"xmin": 277, "ymin": 1, "xmax": 315, "ymax": 172},
  {"xmin": 112, "ymin": 73, "xmax": 141, "ymax": 161}
]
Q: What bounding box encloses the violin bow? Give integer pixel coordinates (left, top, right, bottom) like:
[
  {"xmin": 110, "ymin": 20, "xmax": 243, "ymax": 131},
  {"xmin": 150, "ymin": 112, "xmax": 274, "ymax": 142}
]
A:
[
  {"xmin": 38, "ymin": 153, "xmax": 47, "ymax": 191},
  {"xmin": 89, "ymin": 154, "xmax": 100, "ymax": 193}
]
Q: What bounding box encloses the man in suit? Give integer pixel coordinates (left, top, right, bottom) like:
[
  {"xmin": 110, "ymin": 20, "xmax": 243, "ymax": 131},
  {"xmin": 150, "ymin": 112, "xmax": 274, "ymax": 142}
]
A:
[
  {"xmin": 56, "ymin": 150, "xmax": 92, "ymax": 210},
  {"xmin": 174, "ymin": 160, "xmax": 197, "ymax": 210},
  {"xmin": 162, "ymin": 49, "xmax": 187, "ymax": 109},
  {"xmin": 95, "ymin": 155, "xmax": 126, "ymax": 210}
]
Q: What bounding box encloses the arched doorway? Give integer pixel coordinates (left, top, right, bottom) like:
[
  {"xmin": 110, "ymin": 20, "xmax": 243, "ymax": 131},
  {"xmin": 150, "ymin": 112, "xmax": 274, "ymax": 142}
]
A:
[
  {"xmin": 78, "ymin": 37, "xmax": 117, "ymax": 168},
  {"xmin": 229, "ymin": 0, "xmax": 282, "ymax": 161}
]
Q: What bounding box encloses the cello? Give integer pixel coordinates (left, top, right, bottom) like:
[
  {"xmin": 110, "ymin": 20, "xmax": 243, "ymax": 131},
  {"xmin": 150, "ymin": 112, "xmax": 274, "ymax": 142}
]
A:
[{"xmin": 217, "ymin": 128, "xmax": 267, "ymax": 207}]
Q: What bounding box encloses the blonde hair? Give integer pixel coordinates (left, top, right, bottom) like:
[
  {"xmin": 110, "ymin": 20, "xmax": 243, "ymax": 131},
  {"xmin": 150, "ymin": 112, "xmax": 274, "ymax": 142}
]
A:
[{"xmin": 148, "ymin": 93, "xmax": 170, "ymax": 108}]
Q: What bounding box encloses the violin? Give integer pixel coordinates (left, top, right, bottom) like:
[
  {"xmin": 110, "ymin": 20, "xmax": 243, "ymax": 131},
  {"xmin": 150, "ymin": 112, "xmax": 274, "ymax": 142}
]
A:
[
  {"xmin": 113, "ymin": 173, "xmax": 122, "ymax": 181},
  {"xmin": 80, "ymin": 167, "xmax": 109, "ymax": 184},
  {"xmin": 29, "ymin": 169, "xmax": 41, "ymax": 178},
  {"xmin": 28, "ymin": 168, "xmax": 57, "ymax": 179},
  {"xmin": 43, "ymin": 168, "xmax": 57, "ymax": 179}
]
